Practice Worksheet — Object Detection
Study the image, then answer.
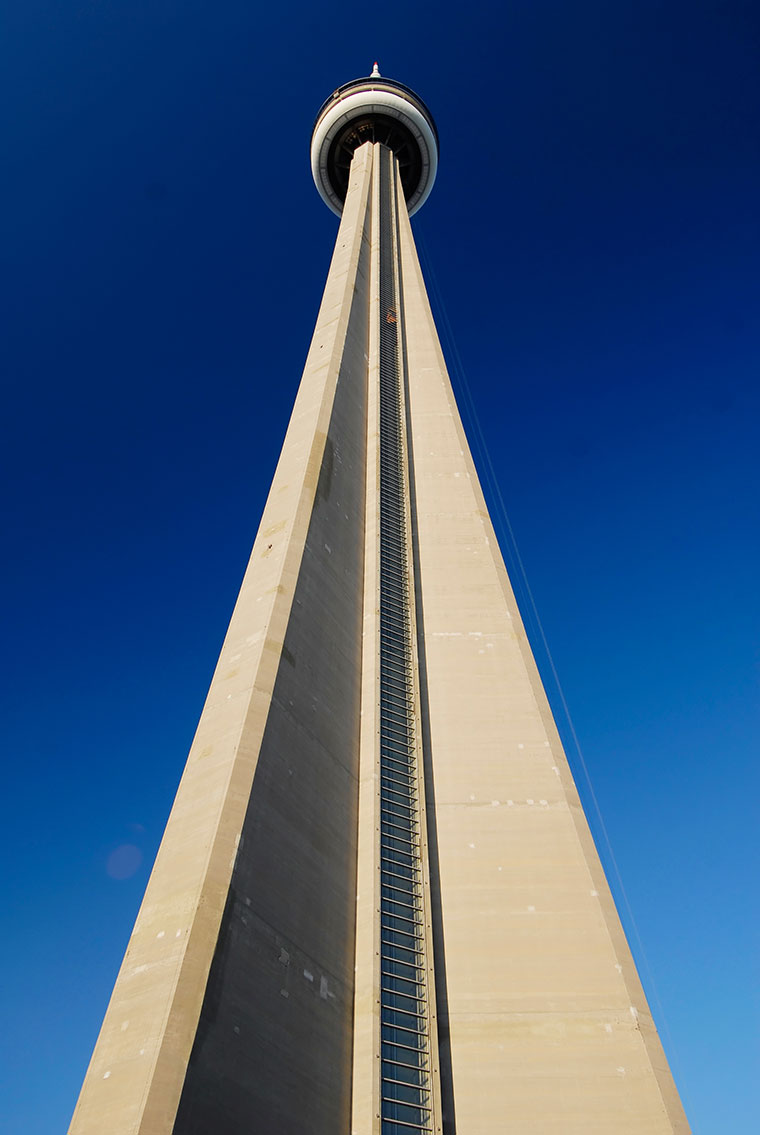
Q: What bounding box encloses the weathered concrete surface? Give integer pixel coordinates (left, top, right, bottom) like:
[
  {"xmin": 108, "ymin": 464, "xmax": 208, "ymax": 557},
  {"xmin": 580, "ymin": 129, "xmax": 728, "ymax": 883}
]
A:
[
  {"xmin": 397, "ymin": 195, "xmax": 690, "ymax": 1133},
  {"xmin": 69, "ymin": 142, "xmax": 374, "ymax": 1135}
]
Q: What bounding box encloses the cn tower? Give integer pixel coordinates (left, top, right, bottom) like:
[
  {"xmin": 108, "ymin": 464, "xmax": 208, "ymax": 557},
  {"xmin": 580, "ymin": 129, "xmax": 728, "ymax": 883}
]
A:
[{"xmin": 70, "ymin": 68, "xmax": 690, "ymax": 1135}]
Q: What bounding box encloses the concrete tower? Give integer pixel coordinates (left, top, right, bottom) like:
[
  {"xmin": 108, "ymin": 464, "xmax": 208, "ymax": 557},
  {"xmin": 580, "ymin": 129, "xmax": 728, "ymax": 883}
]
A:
[{"xmin": 70, "ymin": 71, "xmax": 690, "ymax": 1135}]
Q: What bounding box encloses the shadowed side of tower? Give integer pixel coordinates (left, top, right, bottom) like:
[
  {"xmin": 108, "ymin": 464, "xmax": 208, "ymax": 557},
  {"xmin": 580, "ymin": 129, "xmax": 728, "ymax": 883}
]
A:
[{"xmin": 170, "ymin": 145, "xmax": 373, "ymax": 1132}]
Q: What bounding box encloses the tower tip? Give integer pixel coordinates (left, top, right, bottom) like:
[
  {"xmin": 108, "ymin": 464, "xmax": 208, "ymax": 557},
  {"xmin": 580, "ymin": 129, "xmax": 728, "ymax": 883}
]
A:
[{"xmin": 371, "ymin": 61, "xmax": 381, "ymax": 77}]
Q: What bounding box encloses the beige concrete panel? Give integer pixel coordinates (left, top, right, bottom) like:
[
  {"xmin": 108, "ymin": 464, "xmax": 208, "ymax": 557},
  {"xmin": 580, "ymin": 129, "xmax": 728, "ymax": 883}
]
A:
[
  {"xmin": 69, "ymin": 144, "xmax": 375, "ymax": 1135},
  {"xmin": 397, "ymin": 199, "xmax": 689, "ymax": 1133},
  {"xmin": 445, "ymin": 1012, "xmax": 679, "ymax": 1133}
]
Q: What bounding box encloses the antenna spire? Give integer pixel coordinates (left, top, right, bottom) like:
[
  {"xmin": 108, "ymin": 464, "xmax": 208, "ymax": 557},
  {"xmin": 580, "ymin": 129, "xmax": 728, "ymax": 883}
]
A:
[{"xmin": 370, "ymin": 61, "xmax": 381, "ymax": 77}]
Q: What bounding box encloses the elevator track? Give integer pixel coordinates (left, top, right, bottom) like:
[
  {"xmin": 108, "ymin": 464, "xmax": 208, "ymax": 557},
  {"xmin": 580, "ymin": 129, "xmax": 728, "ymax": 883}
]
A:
[{"xmin": 377, "ymin": 145, "xmax": 434, "ymax": 1135}]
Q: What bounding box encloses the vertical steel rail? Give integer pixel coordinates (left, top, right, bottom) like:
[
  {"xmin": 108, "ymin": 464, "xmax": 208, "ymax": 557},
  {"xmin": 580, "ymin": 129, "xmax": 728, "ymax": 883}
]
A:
[{"xmin": 377, "ymin": 146, "xmax": 434, "ymax": 1135}]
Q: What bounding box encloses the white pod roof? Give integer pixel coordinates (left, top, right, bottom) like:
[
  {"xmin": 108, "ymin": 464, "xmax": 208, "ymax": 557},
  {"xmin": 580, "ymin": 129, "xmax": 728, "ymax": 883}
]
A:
[{"xmin": 311, "ymin": 70, "xmax": 438, "ymax": 217}]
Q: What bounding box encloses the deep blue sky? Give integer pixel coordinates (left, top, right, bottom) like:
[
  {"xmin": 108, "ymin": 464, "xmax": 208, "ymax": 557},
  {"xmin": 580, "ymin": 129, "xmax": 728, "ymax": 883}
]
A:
[{"xmin": 2, "ymin": 2, "xmax": 758, "ymax": 1131}]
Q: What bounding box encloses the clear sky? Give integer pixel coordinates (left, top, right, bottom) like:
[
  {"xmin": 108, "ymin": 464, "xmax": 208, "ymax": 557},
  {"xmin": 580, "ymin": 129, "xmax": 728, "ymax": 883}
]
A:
[{"xmin": 2, "ymin": 2, "xmax": 758, "ymax": 1131}]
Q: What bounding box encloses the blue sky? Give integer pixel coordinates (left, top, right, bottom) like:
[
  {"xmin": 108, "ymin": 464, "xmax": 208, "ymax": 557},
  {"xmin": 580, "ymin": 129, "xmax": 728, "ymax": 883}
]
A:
[{"xmin": 2, "ymin": 2, "xmax": 758, "ymax": 1131}]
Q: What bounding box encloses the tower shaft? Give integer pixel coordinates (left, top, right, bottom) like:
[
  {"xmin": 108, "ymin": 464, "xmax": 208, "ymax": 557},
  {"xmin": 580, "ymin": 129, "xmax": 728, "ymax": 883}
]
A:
[{"xmin": 70, "ymin": 138, "xmax": 689, "ymax": 1134}]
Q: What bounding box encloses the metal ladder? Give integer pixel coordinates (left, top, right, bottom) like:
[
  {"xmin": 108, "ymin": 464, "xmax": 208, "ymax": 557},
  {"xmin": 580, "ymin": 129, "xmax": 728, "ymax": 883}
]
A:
[{"xmin": 377, "ymin": 143, "xmax": 434, "ymax": 1135}]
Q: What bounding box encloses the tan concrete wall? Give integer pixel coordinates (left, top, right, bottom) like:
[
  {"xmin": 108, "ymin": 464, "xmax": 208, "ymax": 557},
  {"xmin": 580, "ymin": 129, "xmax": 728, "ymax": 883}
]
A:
[
  {"xmin": 69, "ymin": 143, "xmax": 375, "ymax": 1135},
  {"xmin": 397, "ymin": 197, "xmax": 690, "ymax": 1133}
]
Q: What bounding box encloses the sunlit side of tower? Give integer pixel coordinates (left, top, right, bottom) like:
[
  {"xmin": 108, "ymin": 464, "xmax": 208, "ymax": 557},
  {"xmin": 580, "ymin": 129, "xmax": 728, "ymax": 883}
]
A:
[{"xmin": 69, "ymin": 69, "xmax": 690, "ymax": 1135}]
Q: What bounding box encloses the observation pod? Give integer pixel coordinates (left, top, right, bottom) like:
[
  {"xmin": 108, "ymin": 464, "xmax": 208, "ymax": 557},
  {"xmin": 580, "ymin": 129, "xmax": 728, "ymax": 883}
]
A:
[{"xmin": 311, "ymin": 66, "xmax": 438, "ymax": 216}]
